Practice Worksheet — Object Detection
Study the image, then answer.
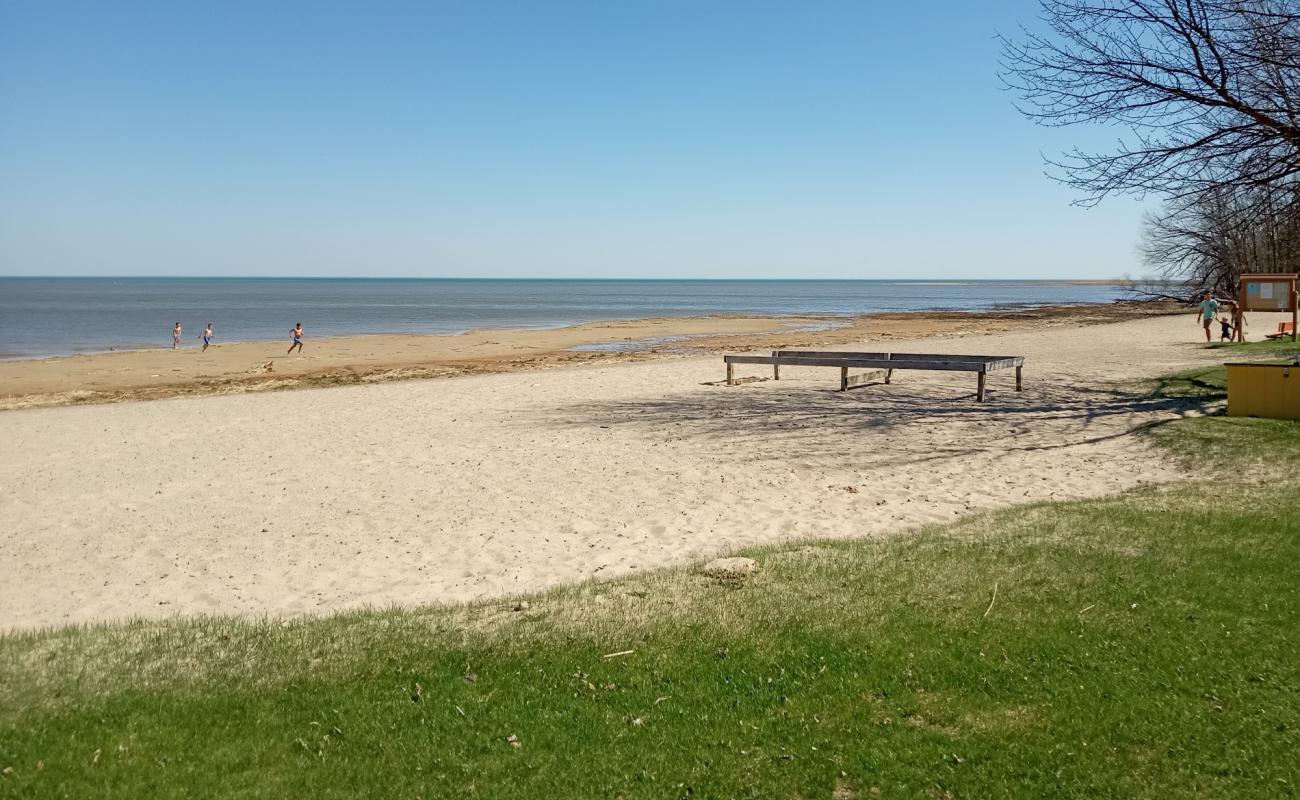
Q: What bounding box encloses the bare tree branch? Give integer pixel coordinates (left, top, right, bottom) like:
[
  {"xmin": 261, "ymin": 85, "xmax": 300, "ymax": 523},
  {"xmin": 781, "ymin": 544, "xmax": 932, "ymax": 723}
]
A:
[{"xmin": 1001, "ymin": 0, "xmax": 1300, "ymax": 205}]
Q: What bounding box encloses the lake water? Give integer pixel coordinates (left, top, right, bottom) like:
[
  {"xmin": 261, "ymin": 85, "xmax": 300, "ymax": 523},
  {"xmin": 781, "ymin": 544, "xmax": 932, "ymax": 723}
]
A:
[{"xmin": 0, "ymin": 278, "xmax": 1126, "ymax": 359}]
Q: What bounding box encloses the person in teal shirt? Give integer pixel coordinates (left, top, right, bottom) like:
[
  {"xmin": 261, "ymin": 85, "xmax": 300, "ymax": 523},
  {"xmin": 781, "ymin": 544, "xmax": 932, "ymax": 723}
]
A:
[{"xmin": 1196, "ymin": 291, "xmax": 1220, "ymax": 342}]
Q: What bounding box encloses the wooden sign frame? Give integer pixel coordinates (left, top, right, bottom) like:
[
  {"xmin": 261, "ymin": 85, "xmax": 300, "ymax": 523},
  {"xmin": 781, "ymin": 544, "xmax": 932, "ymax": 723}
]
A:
[{"xmin": 1238, "ymin": 273, "xmax": 1298, "ymax": 342}]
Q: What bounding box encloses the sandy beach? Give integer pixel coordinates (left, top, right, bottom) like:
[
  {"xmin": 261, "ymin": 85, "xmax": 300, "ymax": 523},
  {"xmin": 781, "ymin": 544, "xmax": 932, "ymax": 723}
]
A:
[{"xmin": 2, "ymin": 309, "xmax": 1287, "ymax": 631}]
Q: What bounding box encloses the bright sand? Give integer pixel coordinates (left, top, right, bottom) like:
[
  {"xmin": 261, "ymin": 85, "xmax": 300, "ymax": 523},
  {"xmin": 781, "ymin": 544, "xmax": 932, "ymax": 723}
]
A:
[{"xmin": 2, "ymin": 311, "xmax": 1284, "ymax": 631}]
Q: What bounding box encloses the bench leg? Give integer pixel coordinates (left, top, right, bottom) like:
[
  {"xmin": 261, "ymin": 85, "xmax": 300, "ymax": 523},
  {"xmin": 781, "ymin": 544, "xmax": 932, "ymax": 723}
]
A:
[
  {"xmin": 1015, "ymin": 365, "xmax": 1022, "ymax": 392},
  {"xmin": 772, "ymin": 351, "xmax": 780, "ymax": 380},
  {"xmin": 884, "ymin": 368, "xmax": 892, "ymax": 385},
  {"xmin": 726, "ymin": 362, "xmax": 734, "ymax": 386},
  {"xmin": 840, "ymin": 366, "xmax": 848, "ymax": 392},
  {"xmin": 977, "ymin": 371, "xmax": 986, "ymax": 402}
]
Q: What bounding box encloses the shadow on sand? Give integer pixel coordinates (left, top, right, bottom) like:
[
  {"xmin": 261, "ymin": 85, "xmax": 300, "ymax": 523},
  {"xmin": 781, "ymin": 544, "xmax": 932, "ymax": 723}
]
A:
[{"xmin": 532, "ymin": 374, "xmax": 1221, "ymax": 467}]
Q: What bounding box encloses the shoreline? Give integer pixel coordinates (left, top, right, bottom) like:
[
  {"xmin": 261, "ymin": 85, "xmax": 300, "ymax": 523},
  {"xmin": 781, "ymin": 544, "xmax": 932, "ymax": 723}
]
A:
[
  {"xmin": 0, "ymin": 315, "xmax": 847, "ymax": 364},
  {"xmin": 0, "ymin": 296, "xmax": 1130, "ymax": 364},
  {"xmin": 0, "ymin": 301, "xmax": 1177, "ymax": 411}
]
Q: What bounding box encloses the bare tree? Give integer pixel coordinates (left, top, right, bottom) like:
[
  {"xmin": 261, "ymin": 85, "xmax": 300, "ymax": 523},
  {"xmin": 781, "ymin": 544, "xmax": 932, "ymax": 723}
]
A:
[
  {"xmin": 1137, "ymin": 182, "xmax": 1300, "ymax": 297},
  {"xmin": 1001, "ymin": 1, "xmax": 1300, "ymax": 205}
]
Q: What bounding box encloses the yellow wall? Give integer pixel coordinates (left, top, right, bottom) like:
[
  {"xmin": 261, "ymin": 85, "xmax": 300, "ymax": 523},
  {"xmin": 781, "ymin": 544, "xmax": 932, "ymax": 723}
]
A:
[{"xmin": 1227, "ymin": 364, "xmax": 1300, "ymax": 421}]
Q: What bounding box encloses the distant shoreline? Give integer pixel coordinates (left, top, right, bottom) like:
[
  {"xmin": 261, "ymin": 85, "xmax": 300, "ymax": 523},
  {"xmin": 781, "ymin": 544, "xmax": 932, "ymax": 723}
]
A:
[{"xmin": 0, "ymin": 276, "xmax": 1131, "ymax": 282}]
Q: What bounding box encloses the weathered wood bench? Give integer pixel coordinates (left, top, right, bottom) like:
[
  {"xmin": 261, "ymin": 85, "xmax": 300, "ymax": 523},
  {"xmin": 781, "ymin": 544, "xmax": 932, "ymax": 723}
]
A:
[{"xmin": 723, "ymin": 350, "xmax": 1025, "ymax": 402}]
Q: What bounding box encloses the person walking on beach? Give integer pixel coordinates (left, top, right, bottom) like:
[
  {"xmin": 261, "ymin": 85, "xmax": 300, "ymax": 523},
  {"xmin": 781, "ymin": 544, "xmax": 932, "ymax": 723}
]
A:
[
  {"xmin": 201, "ymin": 323, "xmax": 214, "ymax": 352},
  {"xmin": 1231, "ymin": 301, "xmax": 1248, "ymax": 342},
  {"xmin": 172, "ymin": 322, "xmax": 182, "ymax": 349},
  {"xmin": 1196, "ymin": 291, "xmax": 1219, "ymax": 342},
  {"xmin": 287, "ymin": 322, "xmax": 304, "ymax": 355},
  {"xmin": 1219, "ymin": 316, "xmax": 1234, "ymax": 342}
]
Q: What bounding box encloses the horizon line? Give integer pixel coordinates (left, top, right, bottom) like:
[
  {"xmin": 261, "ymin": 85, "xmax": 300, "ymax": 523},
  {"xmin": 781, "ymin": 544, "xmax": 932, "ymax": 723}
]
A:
[{"xmin": 0, "ymin": 275, "xmax": 1129, "ymax": 282}]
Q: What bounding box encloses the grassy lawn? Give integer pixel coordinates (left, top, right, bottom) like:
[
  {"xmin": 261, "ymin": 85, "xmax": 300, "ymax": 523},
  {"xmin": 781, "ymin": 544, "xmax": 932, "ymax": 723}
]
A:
[
  {"xmin": 1149, "ymin": 338, "xmax": 1298, "ymax": 398},
  {"xmin": 2, "ymin": 374, "xmax": 1299, "ymax": 798},
  {"xmin": 1204, "ymin": 336, "xmax": 1300, "ymax": 358},
  {"xmin": 1144, "ymin": 338, "xmax": 1300, "ymax": 474}
]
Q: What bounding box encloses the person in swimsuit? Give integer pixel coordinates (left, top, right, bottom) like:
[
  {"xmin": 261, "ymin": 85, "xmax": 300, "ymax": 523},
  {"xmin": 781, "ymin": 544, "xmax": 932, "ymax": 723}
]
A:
[
  {"xmin": 1195, "ymin": 291, "xmax": 1219, "ymax": 342},
  {"xmin": 201, "ymin": 323, "xmax": 214, "ymax": 352},
  {"xmin": 173, "ymin": 322, "xmax": 182, "ymax": 349},
  {"xmin": 288, "ymin": 322, "xmax": 304, "ymax": 355}
]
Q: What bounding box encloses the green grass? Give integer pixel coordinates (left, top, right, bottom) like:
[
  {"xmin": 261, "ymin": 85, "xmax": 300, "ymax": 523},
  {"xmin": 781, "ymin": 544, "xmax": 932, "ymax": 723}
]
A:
[
  {"xmin": 1140, "ymin": 342, "xmax": 1300, "ymax": 475},
  {"xmin": 3, "ymin": 379, "xmax": 1300, "ymax": 798},
  {"xmin": 1204, "ymin": 336, "xmax": 1300, "ymax": 358},
  {"xmin": 1146, "ymin": 364, "xmax": 1229, "ymax": 400},
  {"xmin": 1148, "ymin": 414, "xmax": 1300, "ymax": 474},
  {"xmin": 1141, "ymin": 351, "xmax": 1300, "ymax": 474},
  {"xmin": 1147, "ymin": 338, "xmax": 1299, "ymax": 402}
]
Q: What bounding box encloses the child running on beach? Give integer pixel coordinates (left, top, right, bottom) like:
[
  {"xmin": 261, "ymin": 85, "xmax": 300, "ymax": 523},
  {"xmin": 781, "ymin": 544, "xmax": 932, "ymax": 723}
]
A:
[
  {"xmin": 172, "ymin": 322, "xmax": 182, "ymax": 349},
  {"xmin": 287, "ymin": 322, "xmax": 304, "ymax": 355},
  {"xmin": 1219, "ymin": 316, "xmax": 1234, "ymax": 341},
  {"xmin": 201, "ymin": 323, "xmax": 214, "ymax": 352}
]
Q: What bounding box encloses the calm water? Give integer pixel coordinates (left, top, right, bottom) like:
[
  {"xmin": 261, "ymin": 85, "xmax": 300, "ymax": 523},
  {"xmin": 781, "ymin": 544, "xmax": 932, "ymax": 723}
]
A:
[{"xmin": 0, "ymin": 278, "xmax": 1126, "ymax": 360}]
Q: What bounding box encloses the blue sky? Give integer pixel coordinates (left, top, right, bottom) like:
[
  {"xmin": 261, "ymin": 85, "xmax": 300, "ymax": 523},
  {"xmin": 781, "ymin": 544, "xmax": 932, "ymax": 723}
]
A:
[{"xmin": 0, "ymin": 0, "xmax": 1148, "ymax": 279}]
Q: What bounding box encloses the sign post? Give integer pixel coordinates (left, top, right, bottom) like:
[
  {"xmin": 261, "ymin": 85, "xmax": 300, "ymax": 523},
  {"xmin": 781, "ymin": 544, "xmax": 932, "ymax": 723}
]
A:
[{"xmin": 1238, "ymin": 273, "xmax": 1299, "ymax": 342}]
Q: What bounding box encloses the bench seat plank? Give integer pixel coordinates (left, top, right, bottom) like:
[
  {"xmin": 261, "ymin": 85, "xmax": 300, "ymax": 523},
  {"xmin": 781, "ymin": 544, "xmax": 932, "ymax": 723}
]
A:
[
  {"xmin": 725, "ymin": 355, "xmax": 1020, "ymax": 372},
  {"xmin": 774, "ymin": 350, "xmax": 1020, "ymax": 363}
]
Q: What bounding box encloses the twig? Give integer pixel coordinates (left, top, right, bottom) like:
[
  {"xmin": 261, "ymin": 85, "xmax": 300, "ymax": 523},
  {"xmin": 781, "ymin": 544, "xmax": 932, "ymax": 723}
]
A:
[
  {"xmin": 983, "ymin": 581, "xmax": 999, "ymax": 619},
  {"xmin": 1078, "ymin": 604, "xmax": 1095, "ymax": 615},
  {"xmin": 602, "ymin": 650, "xmax": 635, "ymax": 659}
]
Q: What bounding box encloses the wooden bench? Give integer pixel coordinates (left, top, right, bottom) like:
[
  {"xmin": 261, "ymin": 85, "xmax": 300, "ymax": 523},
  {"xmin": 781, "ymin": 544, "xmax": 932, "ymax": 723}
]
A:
[{"xmin": 722, "ymin": 350, "xmax": 1025, "ymax": 402}]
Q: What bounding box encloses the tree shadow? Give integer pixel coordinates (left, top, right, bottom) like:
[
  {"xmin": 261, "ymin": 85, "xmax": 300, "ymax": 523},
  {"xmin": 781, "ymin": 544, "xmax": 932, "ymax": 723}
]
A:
[
  {"xmin": 1145, "ymin": 365, "xmax": 1228, "ymax": 400},
  {"xmin": 532, "ymin": 374, "xmax": 1222, "ymax": 467}
]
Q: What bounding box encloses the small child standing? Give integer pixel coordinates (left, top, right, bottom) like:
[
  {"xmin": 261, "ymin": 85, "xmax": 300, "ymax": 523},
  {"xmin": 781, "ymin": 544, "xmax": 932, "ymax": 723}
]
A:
[{"xmin": 172, "ymin": 322, "xmax": 182, "ymax": 349}]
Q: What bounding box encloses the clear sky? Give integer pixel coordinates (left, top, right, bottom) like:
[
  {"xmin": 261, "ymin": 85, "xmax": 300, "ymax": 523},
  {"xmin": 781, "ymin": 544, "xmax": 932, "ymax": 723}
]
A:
[{"xmin": 0, "ymin": 0, "xmax": 1148, "ymax": 279}]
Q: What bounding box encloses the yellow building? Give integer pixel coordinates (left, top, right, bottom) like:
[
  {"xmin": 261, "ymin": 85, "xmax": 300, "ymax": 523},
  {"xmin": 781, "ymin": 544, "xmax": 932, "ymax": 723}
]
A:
[{"xmin": 1226, "ymin": 362, "xmax": 1300, "ymax": 421}]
